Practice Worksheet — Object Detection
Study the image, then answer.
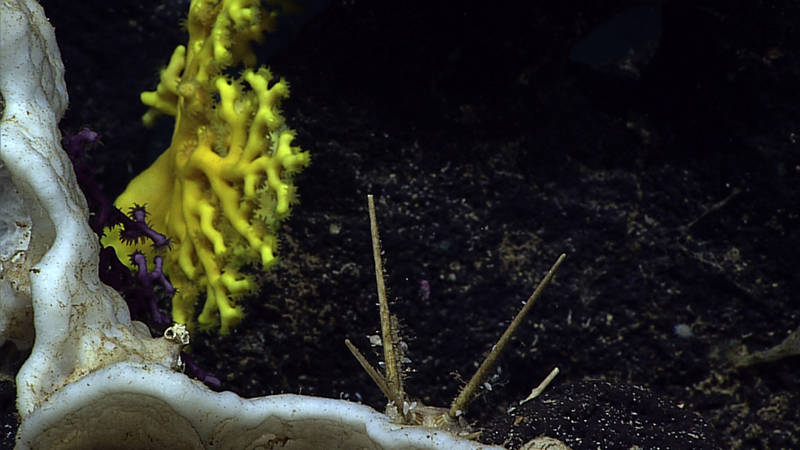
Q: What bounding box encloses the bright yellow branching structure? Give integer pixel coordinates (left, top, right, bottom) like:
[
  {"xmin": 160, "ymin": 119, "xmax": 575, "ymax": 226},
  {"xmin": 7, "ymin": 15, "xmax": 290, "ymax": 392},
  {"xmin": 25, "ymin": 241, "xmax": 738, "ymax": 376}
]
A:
[{"xmin": 102, "ymin": 0, "xmax": 309, "ymax": 333}]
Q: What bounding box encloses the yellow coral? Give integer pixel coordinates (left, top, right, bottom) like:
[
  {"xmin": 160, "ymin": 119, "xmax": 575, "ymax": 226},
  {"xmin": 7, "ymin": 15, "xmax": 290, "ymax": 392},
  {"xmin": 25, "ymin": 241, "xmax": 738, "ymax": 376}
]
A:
[{"xmin": 102, "ymin": 0, "xmax": 309, "ymax": 333}]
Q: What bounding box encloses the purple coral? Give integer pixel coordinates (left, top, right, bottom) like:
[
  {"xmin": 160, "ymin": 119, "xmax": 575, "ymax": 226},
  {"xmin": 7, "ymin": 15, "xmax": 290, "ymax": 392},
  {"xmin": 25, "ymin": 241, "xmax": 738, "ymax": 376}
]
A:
[
  {"xmin": 62, "ymin": 127, "xmax": 116, "ymax": 234},
  {"xmin": 119, "ymin": 204, "xmax": 171, "ymax": 249},
  {"xmin": 64, "ymin": 127, "xmax": 171, "ymax": 326},
  {"xmin": 129, "ymin": 251, "xmax": 175, "ymax": 328},
  {"xmin": 64, "ymin": 127, "xmax": 220, "ymax": 388},
  {"xmin": 94, "ymin": 213, "xmax": 173, "ymax": 329},
  {"xmin": 180, "ymin": 352, "xmax": 222, "ymax": 389},
  {"xmin": 62, "ymin": 128, "xmax": 169, "ymax": 248}
]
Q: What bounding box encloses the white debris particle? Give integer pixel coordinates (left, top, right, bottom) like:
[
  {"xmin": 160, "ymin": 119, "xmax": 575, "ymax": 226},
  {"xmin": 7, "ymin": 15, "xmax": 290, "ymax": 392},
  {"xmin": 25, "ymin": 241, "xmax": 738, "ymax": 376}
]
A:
[
  {"xmin": 368, "ymin": 335, "xmax": 382, "ymax": 346},
  {"xmin": 674, "ymin": 323, "xmax": 694, "ymax": 339}
]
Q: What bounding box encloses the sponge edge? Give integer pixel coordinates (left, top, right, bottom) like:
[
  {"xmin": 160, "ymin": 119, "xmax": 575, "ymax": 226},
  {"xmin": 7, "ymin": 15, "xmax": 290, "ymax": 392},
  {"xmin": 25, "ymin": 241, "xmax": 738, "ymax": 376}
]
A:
[
  {"xmin": 0, "ymin": 0, "xmax": 67, "ymax": 121},
  {"xmin": 0, "ymin": 168, "xmax": 34, "ymax": 349},
  {"xmin": 1, "ymin": 0, "xmax": 184, "ymax": 419},
  {"xmin": 0, "ymin": 0, "xmax": 67, "ymax": 352},
  {"xmin": 16, "ymin": 362, "xmax": 502, "ymax": 450}
]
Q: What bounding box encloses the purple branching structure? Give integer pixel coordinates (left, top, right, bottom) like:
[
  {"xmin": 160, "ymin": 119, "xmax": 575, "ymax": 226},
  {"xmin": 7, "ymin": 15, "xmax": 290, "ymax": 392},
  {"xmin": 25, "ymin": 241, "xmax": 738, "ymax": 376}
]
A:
[
  {"xmin": 62, "ymin": 128, "xmax": 169, "ymax": 249},
  {"xmin": 119, "ymin": 205, "xmax": 171, "ymax": 249},
  {"xmin": 180, "ymin": 352, "xmax": 222, "ymax": 389},
  {"xmin": 63, "ymin": 127, "xmax": 220, "ymax": 388},
  {"xmin": 64, "ymin": 127, "xmax": 171, "ymax": 327},
  {"xmin": 62, "ymin": 127, "xmax": 119, "ymax": 234},
  {"xmin": 97, "ymin": 246, "xmax": 171, "ymax": 329},
  {"xmin": 130, "ymin": 251, "xmax": 175, "ymax": 328}
]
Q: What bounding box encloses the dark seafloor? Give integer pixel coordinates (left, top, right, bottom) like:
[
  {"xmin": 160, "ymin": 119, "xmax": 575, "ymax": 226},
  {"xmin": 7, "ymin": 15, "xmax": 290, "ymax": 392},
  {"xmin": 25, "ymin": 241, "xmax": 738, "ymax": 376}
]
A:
[{"xmin": 2, "ymin": 1, "xmax": 799, "ymax": 448}]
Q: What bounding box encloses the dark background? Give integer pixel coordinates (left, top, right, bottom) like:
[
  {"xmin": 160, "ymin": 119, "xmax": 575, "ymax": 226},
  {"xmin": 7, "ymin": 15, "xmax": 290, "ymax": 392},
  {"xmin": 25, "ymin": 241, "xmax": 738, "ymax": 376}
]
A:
[{"xmin": 3, "ymin": 0, "xmax": 799, "ymax": 448}]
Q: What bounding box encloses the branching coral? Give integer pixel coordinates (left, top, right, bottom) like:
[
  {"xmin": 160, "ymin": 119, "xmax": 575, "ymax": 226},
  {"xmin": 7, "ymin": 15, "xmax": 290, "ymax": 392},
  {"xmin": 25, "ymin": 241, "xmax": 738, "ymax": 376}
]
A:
[{"xmin": 102, "ymin": 0, "xmax": 309, "ymax": 333}]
